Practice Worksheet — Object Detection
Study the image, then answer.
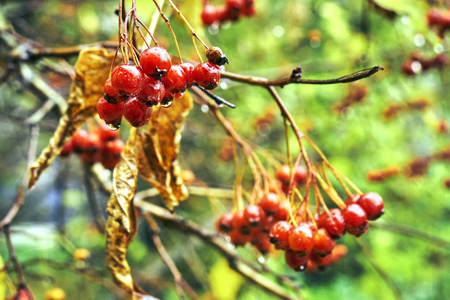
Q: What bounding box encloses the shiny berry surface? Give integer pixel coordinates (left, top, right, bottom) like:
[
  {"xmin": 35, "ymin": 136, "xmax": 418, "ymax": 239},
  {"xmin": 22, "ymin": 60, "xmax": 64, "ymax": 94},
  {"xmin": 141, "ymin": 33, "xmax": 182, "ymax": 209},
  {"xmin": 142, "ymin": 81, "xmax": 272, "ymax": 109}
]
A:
[
  {"xmin": 111, "ymin": 65, "xmax": 145, "ymax": 95},
  {"xmin": 97, "ymin": 97, "xmax": 123, "ymax": 127},
  {"xmin": 228, "ymin": 230, "xmax": 251, "ymax": 246},
  {"xmin": 243, "ymin": 205, "xmax": 264, "ymax": 227},
  {"xmin": 161, "ymin": 64, "xmax": 187, "ymax": 96},
  {"xmin": 72, "ymin": 129, "xmax": 90, "ymax": 153},
  {"xmin": 201, "ymin": 5, "xmax": 219, "ymax": 26},
  {"xmin": 344, "ymin": 194, "xmax": 361, "ymax": 206},
  {"xmin": 180, "ymin": 62, "xmax": 195, "ymax": 87},
  {"xmin": 269, "ymin": 221, "xmax": 291, "ymax": 250},
  {"xmin": 275, "ymin": 164, "xmax": 291, "ymax": 184},
  {"xmin": 319, "ymin": 208, "xmax": 346, "ymax": 239},
  {"xmin": 123, "ymin": 96, "xmax": 153, "ymax": 127},
  {"xmin": 276, "ymin": 201, "xmax": 290, "ymax": 220},
  {"xmin": 96, "ymin": 123, "xmax": 120, "ymax": 142},
  {"xmin": 193, "ymin": 62, "xmax": 220, "ymax": 90},
  {"xmin": 343, "ymin": 204, "xmax": 368, "ymax": 237},
  {"xmin": 293, "ymin": 165, "xmax": 307, "ymax": 184},
  {"xmin": 231, "ymin": 210, "xmax": 251, "ymax": 235},
  {"xmin": 216, "ymin": 212, "xmax": 234, "ymax": 233},
  {"xmin": 103, "ymin": 77, "xmax": 121, "ymax": 103},
  {"xmin": 259, "ymin": 193, "xmax": 279, "ymax": 215},
  {"xmin": 285, "ymin": 249, "xmax": 309, "ymax": 272},
  {"xmin": 313, "ymin": 228, "xmax": 335, "ymax": 256},
  {"xmin": 140, "ymin": 47, "xmax": 172, "ymax": 78},
  {"xmin": 289, "ymin": 223, "xmax": 315, "ymax": 255},
  {"xmin": 358, "ymin": 192, "xmax": 384, "ymax": 220},
  {"xmin": 139, "ymin": 76, "xmax": 165, "ymax": 106}
]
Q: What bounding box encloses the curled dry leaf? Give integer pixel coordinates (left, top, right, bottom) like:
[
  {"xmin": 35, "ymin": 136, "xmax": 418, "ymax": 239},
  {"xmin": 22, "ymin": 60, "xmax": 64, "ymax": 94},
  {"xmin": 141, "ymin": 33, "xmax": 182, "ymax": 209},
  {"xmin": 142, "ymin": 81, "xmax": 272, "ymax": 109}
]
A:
[
  {"xmin": 28, "ymin": 48, "xmax": 114, "ymax": 189},
  {"xmin": 137, "ymin": 92, "xmax": 193, "ymax": 211},
  {"xmin": 105, "ymin": 128, "xmax": 151, "ymax": 299}
]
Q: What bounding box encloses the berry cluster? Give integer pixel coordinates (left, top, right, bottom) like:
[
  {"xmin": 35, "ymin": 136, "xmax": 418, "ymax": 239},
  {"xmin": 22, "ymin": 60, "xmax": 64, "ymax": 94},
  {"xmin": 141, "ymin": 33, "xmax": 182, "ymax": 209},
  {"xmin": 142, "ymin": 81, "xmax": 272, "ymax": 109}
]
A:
[
  {"xmin": 215, "ymin": 193, "xmax": 290, "ymax": 255},
  {"xmin": 97, "ymin": 46, "xmax": 223, "ymax": 128},
  {"xmin": 61, "ymin": 124, "xmax": 124, "ymax": 170},
  {"xmin": 427, "ymin": 9, "xmax": 450, "ymax": 38},
  {"xmin": 401, "ymin": 52, "xmax": 447, "ymax": 76},
  {"xmin": 216, "ymin": 191, "xmax": 384, "ymax": 272},
  {"xmin": 275, "ymin": 192, "xmax": 384, "ymax": 272},
  {"xmin": 201, "ymin": 0, "xmax": 255, "ymax": 26},
  {"xmin": 275, "ymin": 164, "xmax": 307, "ymax": 193}
]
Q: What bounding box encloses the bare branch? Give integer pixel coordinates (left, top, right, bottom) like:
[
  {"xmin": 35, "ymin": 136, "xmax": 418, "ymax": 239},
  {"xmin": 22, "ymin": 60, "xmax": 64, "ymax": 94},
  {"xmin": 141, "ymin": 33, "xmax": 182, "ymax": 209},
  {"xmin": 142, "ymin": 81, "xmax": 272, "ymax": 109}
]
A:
[{"xmin": 221, "ymin": 65, "xmax": 384, "ymax": 87}]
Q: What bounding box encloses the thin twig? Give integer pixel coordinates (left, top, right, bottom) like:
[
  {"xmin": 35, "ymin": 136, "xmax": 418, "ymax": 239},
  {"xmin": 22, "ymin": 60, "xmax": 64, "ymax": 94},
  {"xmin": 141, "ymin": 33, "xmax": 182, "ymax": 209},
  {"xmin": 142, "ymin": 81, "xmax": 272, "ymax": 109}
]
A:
[
  {"xmin": 221, "ymin": 65, "xmax": 384, "ymax": 87},
  {"xmin": 3, "ymin": 226, "xmax": 29, "ymax": 290},
  {"xmin": 135, "ymin": 200, "xmax": 303, "ymax": 300},
  {"xmin": 83, "ymin": 166, "xmax": 106, "ymax": 233}
]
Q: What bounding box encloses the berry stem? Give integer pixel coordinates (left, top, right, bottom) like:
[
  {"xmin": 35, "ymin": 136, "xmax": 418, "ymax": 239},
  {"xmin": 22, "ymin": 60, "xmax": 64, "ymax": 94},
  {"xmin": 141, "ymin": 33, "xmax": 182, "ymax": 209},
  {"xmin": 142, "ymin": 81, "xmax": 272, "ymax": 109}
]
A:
[
  {"xmin": 167, "ymin": 0, "xmax": 209, "ymax": 50},
  {"xmin": 152, "ymin": 0, "xmax": 183, "ymax": 63}
]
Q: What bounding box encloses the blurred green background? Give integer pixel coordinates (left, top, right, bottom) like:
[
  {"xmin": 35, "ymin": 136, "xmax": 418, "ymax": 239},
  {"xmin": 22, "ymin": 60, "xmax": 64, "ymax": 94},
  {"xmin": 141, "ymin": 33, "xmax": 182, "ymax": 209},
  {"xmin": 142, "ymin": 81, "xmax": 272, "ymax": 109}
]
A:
[{"xmin": 0, "ymin": 0, "xmax": 449, "ymax": 299}]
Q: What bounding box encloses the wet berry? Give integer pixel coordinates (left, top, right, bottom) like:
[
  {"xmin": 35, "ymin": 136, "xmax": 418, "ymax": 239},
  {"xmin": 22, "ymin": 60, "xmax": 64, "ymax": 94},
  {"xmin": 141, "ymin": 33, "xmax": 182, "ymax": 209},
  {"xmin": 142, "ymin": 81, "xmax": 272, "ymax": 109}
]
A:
[
  {"xmin": 269, "ymin": 221, "xmax": 292, "ymax": 250},
  {"xmin": 216, "ymin": 212, "xmax": 234, "ymax": 233},
  {"xmin": 123, "ymin": 96, "xmax": 153, "ymax": 127},
  {"xmin": 289, "ymin": 223, "xmax": 315, "ymax": 255},
  {"xmin": 201, "ymin": 4, "xmax": 219, "ymax": 26},
  {"xmin": 312, "ymin": 228, "xmax": 335, "ymax": 256},
  {"xmin": 342, "ymin": 204, "xmax": 368, "ymax": 237},
  {"xmin": 100, "ymin": 139, "xmax": 124, "ymax": 170},
  {"xmin": 276, "ymin": 164, "xmax": 291, "ymax": 184},
  {"xmin": 243, "ymin": 205, "xmax": 265, "ymax": 228},
  {"xmin": 285, "ymin": 249, "xmax": 309, "ymax": 272},
  {"xmin": 231, "ymin": 210, "xmax": 251, "ymax": 235},
  {"xmin": 318, "ymin": 208, "xmax": 346, "ymax": 239},
  {"xmin": 111, "ymin": 65, "xmax": 145, "ymax": 95},
  {"xmin": 259, "ymin": 193, "xmax": 279, "ymax": 216},
  {"xmin": 161, "ymin": 64, "xmax": 187, "ymax": 96},
  {"xmin": 140, "ymin": 47, "xmax": 172, "ymax": 78},
  {"xmin": 96, "ymin": 123, "xmax": 120, "ymax": 142},
  {"xmin": 180, "ymin": 62, "xmax": 195, "ymax": 87},
  {"xmin": 139, "ymin": 76, "xmax": 165, "ymax": 106},
  {"xmin": 97, "ymin": 96, "xmax": 123, "ymax": 127},
  {"xmin": 103, "ymin": 77, "xmax": 122, "ymax": 103},
  {"xmin": 72, "ymin": 129, "xmax": 90, "ymax": 153},
  {"xmin": 293, "ymin": 166, "xmax": 307, "ymax": 184},
  {"xmin": 193, "ymin": 62, "xmax": 221, "ymax": 90},
  {"xmin": 228, "ymin": 230, "xmax": 251, "ymax": 246},
  {"xmin": 276, "ymin": 201, "xmax": 290, "ymax": 220},
  {"xmin": 358, "ymin": 192, "xmax": 384, "ymax": 220}
]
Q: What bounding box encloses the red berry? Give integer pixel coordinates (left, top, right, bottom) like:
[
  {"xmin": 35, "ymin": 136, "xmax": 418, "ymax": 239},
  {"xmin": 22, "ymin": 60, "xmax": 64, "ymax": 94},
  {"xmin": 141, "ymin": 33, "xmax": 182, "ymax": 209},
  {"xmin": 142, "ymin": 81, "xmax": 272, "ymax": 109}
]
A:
[
  {"xmin": 318, "ymin": 208, "xmax": 346, "ymax": 239},
  {"xmin": 201, "ymin": 4, "xmax": 219, "ymax": 26},
  {"xmin": 180, "ymin": 62, "xmax": 195, "ymax": 87},
  {"xmin": 111, "ymin": 65, "xmax": 145, "ymax": 95},
  {"xmin": 139, "ymin": 76, "xmax": 165, "ymax": 106},
  {"xmin": 96, "ymin": 123, "xmax": 120, "ymax": 142},
  {"xmin": 260, "ymin": 214, "xmax": 275, "ymax": 234},
  {"xmin": 259, "ymin": 193, "xmax": 279, "ymax": 216},
  {"xmin": 140, "ymin": 47, "xmax": 172, "ymax": 78},
  {"xmin": 100, "ymin": 139, "xmax": 124, "ymax": 170},
  {"xmin": 161, "ymin": 64, "xmax": 187, "ymax": 96},
  {"xmin": 97, "ymin": 96, "xmax": 123, "ymax": 128},
  {"xmin": 293, "ymin": 166, "xmax": 307, "ymax": 184},
  {"xmin": 104, "ymin": 77, "xmax": 122, "ymax": 103},
  {"xmin": 193, "ymin": 62, "xmax": 221, "ymax": 90},
  {"xmin": 60, "ymin": 140, "xmax": 73, "ymax": 157},
  {"xmin": 242, "ymin": 0, "xmax": 255, "ymax": 16},
  {"xmin": 358, "ymin": 192, "xmax": 384, "ymax": 220},
  {"xmin": 80, "ymin": 133, "xmax": 101, "ymax": 165},
  {"xmin": 269, "ymin": 221, "xmax": 292, "ymax": 250},
  {"xmin": 243, "ymin": 205, "xmax": 265, "ymax": 228},
  {"xmin": 312, "ymin": 228, "xmax": 335, "ymax": 256},
  {"xmin": 285, "ymin": 249, "xmax": 309, "ymax": 272},
  {"xmin": 276, "ymin": 201, "xmax": 290, "ymax": 221},
  {"xmin": 275, "ymin": 164, "xmax": 291, "ymax": 184},
  {"xmin": 123, "ymin": 96, "xmax": 153, "ymax": 127},
  {"xmin": 231, "ymin": 210, "xmax": 251, "ymax": 235},
  {"xmin": 228, "ymin": 230, "xmax": 251, "ymax": 246},
  {"xmin": 288, "ymin": 223, "xmax": 315, "ymax": 255},
  {"xmin": 226, "ymin": 0, "xmax": 243, "ymax": 21},
  {"xmin": 344, "ymin": 194, "xmax": 361, "ymax": 206},
  {"xmin": 72, "ymin": 129, "xmax": 90, "ymax": 153},
  {"xmin": 216, "ymin": 212, "xmax": 234, "ymax": 233},
  {"xmin": 254, "ymin": 236, "xmax": 272, "ymax": 255},
  {"xmin": 160, "ymin": 90, "xmax": 174, "ymax": 108},
  {"xmin": 342, "ymin": 204, "xmax": 368, "ymax": 237}
]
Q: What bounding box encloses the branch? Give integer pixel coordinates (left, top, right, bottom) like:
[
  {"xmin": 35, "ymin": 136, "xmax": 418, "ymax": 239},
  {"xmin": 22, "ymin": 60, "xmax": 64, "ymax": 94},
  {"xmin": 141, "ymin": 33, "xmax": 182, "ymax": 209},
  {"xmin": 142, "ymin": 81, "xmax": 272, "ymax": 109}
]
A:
[
  {"xmin": 135, "ymin": 200, "xmax": 303, "ymax": 300},
  {"xmin": 221, "ymin": 65, "xmax": 384, "ymax": 87},
  {"xmin": 144, "ymin": 214, "xmax": 198, "ymax": 300}
]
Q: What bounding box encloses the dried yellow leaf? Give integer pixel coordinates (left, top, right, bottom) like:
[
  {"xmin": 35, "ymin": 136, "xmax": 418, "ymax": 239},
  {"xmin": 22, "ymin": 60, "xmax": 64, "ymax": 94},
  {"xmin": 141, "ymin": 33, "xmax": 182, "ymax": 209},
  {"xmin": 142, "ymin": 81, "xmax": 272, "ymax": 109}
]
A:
[
  {"xmin": 28, "ymin": 47, "xmax": 114, "ymax": 189},
  {"xmin": 137, "ymin": 92, "xmax": 193, "ymax": 211},
  {"xmin": 106, "ymin": 128, "xmax": 147, "ymax": 297}
]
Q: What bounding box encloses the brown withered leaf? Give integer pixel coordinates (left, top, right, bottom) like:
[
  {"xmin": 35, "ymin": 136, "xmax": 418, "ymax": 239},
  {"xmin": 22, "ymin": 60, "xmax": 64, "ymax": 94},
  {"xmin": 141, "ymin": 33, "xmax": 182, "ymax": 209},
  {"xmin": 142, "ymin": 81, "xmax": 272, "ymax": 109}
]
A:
[
  {"xmin": 106, "ymin": 128, "xmax": 151, "ymax": 299},
  {"xmin": 28, "ymin": 48, "xmax": 114, "ymax": 189},
  {"xmin": 137, "ymin": 92, "xmax": 193, "ymax": 211}
]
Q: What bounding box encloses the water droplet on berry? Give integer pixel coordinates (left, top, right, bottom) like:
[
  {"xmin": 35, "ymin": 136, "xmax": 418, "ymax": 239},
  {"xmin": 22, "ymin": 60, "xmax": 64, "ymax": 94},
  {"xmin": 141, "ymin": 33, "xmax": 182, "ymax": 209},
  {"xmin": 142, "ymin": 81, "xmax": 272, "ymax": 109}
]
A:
[
  {"xmin": 107, "ymin": 123, "xmax": 120, "ymax": 131},
  {"xmin": 161, "ymin": 99, "xmax": 173, "ymax": 108}
]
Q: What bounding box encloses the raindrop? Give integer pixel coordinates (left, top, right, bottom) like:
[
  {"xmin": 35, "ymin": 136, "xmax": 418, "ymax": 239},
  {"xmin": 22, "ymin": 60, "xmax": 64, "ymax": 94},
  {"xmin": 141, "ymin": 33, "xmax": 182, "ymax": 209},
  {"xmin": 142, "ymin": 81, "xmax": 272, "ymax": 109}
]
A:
[
  {"xmin": 107, "ymin": 123, "xmax": 120, "ymax": 131},
  {"xmin": 201, "ymin": 104, "xmax": 209, "ymax": 113},
  {"xmin": 258, "ymin": 256, "xmax": 266, "ymax": 264},
  {"xmin": 161, "ymin": 99, "xmax": 173, "ymax": 108}
]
